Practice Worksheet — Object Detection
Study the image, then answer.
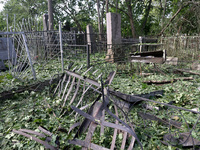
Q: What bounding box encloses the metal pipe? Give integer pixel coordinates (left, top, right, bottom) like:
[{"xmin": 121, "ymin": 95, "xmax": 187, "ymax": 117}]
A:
[
  {"xmin": 22, "ymin": 34, "xmax": 36, "ymax": 80},
  {"xmin": 59, "ymin": 21, "xmax": 64, "ymax": 72}
]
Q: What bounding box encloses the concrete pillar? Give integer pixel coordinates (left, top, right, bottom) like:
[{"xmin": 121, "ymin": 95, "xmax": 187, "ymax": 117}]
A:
[
  {"xmin": 86, "ymin": 25, "xmax": 96, "ymax": 53},
  {"xmin": 106, "ymin": 12, "xmax": 122, "ymax": 62}
]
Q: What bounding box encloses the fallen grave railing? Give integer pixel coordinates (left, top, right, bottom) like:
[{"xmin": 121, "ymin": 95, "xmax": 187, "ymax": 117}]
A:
[
  {"xmin": 12, "ymin": 66, "xmax": 143, "ymax": 149},
  {"xmin": 12, "ymin": 65, "xmax": 200, "ymax": 149},
  {"xmin": 109, "ymin": 89, "xmax": 200, "ymax": 149},
  {"xmin": 0, "ymin": 32, "xmax": 36, "ymax": 80}
]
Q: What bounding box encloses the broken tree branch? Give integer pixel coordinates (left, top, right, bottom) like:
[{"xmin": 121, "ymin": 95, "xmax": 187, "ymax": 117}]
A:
[
  {"xmin": 143, "ymin": 77, "xmax": 193, "ymax": 85},
  {"xmin": 158, "ymin": 5, "xmax": 184, "ymax": 36},
  {"xmin": 175, "ymin": 69, "xmax": 200, "ymax": 76}
]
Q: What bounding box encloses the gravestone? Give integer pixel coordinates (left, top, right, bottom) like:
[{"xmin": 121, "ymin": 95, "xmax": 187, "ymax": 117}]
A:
[
  {"xmin": 0, "ymin": 38, "xmax": 16, "ymax": 61},
  {"xmin": 0, "ymin": 38, "xmax": 16, "ymax": 70},
  {"xmin": 105, "ymin": 12, "xmax": 122, "ymax": 63},
  {"xmin": 0, "ymin": 60, "xmax": 6, "ymax": 71}
]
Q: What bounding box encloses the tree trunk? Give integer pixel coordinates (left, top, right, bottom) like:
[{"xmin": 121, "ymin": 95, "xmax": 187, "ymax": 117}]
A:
[
  {"xmin": 161, "ymin": 0, "xmax": 167, "ymax": 28},
  {"xmin": 101, "ymin": 0, "xmax": 106, "ymax": 37},
  {"xmin": 125, "ymin": 0, "xmax": 136, "ymax": 38},
  {"xmin": 63, "ymin": 2, "xmax": 83, "ymax": 31},
  {"xmin": 48, "ymin": 0, "xmax": 54, "ymax": 30},
  {"xmin": 142, "ymin": 0, "xmax": 152, "ymax": 33},
  {"xmin": 158, "ymin": 5, "xmax": 184, "ymax": 36},
  {"xmin": 106, "ymin": 0, "xmax": 109, "ymax": 13},
  {"xmin": 97, "ymin": 0, "xmax": 102, "ymax": 40},
  {"xmin": 115, "ymin": 0, "xmax": 118, "ymax": 13}
]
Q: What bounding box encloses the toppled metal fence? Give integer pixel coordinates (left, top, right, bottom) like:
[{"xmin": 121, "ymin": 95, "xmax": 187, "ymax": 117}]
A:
[
  {"xmin": 0, "ymin": 32, "xmax": 36, "ymax": 80},
  {"xmin": 12, "ymin": 65, "xmax": 200, "ymax": 149}
]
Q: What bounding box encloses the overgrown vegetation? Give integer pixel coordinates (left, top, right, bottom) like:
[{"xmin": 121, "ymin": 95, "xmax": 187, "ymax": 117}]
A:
[{"xmin": 0, "ymin": 57, "xmax": 200, "ymax": 149}]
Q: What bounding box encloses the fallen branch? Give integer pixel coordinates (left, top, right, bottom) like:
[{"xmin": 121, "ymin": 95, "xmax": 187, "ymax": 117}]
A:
[
  {"xmin": 143, "ymin": 77, "xmax": 193, "ymax": 85},
  {"xmin": 175, "ymin": 69, "xmax": 200, "ymax": 76},
  {"xmin": 158, "ymin": 5, "xmax": 184, "ymax": 36},
  {"xmin": 0, "ymin": 76, "xmax": 60, "ymax": 101}
]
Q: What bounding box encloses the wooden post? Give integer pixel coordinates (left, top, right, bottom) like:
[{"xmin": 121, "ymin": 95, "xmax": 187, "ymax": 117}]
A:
[{"xmin": 139, "ymin": 36, "xmax": 143, "ymax": 52}]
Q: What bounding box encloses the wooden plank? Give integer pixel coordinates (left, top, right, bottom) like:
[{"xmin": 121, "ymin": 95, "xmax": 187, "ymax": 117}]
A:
[
  {"xmin": 130, "ymin": 50, "xmax": 166, "ymax": 64},
  {"xmin": 130, "ymin": 50, "xmax": 164, "ymax": 57},
  {"xmin": 130, "ymin": 57, "xmax": 164, "ymax": 64}
]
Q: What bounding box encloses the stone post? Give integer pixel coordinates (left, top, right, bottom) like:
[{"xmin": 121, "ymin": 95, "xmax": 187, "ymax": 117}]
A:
[{"xmin": 106, "ymin": 12, "xmax": 122, "ymax": 63}]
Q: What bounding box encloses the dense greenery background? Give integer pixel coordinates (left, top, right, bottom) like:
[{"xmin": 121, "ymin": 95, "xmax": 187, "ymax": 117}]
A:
[{"xmin": 0, "ymin": 0, "xmax": 199, "ymax": 36}]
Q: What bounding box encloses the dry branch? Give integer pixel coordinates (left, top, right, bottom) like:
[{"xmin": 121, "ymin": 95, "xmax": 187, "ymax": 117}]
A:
[
  {"xmin": 143, "ymin": 77, "xmax": 193, "ymax": 85},
  {"xmin": 0, "ymin": 76, "xmax": 60, "ymax": 101},
  {"xmin": 175, "ymin": 69, "xmax": 200, "ymax": 76},
  {"xmin": 158, "ymin": 5, "xmax": 184, "ymax": 36}
]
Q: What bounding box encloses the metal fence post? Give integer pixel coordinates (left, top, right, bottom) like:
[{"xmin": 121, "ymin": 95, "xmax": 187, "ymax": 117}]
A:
[
  {"xmin": 59, "ymin": 21, "xmax": 64, "ymax": 72},
  {"xmin": 87, "ymin": 44, "xmax": 90, "ymax": 68},
  {"xmin": 22, "ymin": 33, "xmax": 36, "ymax": 80}
]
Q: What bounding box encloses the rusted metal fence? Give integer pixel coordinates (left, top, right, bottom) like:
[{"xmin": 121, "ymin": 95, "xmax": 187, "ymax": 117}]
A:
[
  {"xmin": 12, "ymin": 65, "xmax": 200, "ymax": 149},
  {"xmin": 160, "ymin": 35, "xmax": 200, "ymax": 61}
]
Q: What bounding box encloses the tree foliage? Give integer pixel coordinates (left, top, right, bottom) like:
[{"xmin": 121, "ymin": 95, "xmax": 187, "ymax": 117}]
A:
[
  {"xmin": 0, "ymin": 0, "xmax": 47, "ymax": 31},
  {"xmin": 0, "ymin": 0, "xmax": 199, "ymax": 36}
]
